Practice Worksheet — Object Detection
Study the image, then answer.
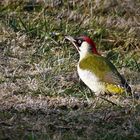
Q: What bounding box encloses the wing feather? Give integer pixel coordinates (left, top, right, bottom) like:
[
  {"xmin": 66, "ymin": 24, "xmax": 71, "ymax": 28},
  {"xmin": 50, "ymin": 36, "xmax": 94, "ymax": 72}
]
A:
[{"xmin": 79, "ymin": 54, "xmax": 131, "ymax": 92}]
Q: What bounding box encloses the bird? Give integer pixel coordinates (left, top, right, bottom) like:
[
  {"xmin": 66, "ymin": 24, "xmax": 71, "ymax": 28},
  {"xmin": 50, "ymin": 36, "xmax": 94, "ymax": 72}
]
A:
[{"xmin": 65, "ymin": 35, "xmax": 131, "ymax": 96}]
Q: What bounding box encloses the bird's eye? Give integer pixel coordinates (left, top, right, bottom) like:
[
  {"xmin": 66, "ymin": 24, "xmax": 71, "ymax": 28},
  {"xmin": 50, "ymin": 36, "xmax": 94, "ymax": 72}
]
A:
[
  {"xmin": 75, "ymin": 38, "xmax": 83, "ymax": 47},
  {"xmin": 78, "ymin": 40, "xmax": 82, "ymax": 45}
]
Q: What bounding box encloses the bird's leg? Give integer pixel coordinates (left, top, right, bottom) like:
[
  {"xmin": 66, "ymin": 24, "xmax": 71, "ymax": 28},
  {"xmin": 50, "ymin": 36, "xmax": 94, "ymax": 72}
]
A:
[{"xmin": 88, "ymin": 89, "xmax": 96, "ymax": 97}]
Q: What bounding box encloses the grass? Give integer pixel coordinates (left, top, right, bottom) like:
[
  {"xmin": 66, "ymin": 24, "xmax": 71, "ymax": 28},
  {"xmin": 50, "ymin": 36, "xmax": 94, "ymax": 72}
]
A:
[{"xmin": 0, "ymin": 0, "xmax": 140, "ymax": 140}]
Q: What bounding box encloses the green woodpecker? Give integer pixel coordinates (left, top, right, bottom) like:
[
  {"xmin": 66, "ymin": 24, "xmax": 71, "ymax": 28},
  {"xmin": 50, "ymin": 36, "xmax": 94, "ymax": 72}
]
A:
[{"xmin": 66, "ymin": 36, "xmax": 131, "ymax": 95}]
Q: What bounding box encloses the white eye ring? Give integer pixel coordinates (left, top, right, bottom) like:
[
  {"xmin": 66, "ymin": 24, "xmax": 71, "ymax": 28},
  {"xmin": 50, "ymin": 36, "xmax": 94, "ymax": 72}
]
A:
[{"xmin": 78, "ymin": 40, "xmax": 82, "ymax": 44}]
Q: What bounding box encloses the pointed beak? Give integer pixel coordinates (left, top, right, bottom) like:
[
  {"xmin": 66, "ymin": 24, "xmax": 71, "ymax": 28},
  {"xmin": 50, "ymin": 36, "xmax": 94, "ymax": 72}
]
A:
[{"xmin": 65, "ymin": 36, "xmax": 80, "ymax": 52}]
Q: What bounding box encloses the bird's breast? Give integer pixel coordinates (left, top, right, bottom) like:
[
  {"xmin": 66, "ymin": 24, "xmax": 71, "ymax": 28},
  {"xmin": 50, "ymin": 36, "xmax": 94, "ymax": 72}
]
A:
[{"xmin": 77, "ymin": 65, "xmax": 105, "ymax": 95}]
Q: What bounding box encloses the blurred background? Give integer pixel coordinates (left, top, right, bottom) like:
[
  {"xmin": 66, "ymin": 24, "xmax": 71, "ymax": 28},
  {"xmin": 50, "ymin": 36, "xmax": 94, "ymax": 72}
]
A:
[{"xmin": 0, "ymin": 0, "xmax": 140, "ymax": 140}]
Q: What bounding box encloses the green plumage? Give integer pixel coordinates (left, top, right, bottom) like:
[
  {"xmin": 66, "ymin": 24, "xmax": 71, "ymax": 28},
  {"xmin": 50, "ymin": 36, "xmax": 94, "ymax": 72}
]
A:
[
  {"xmin": 79, "ymin": 53, "xmax": 119, "ymax": 79},
  {"xmin": 65, "ymin": 35, "xmax": 131, "ymax": 94},
  {"xmin": 79, "ymin": 53, "xmax": 129, "ymax": 91}
]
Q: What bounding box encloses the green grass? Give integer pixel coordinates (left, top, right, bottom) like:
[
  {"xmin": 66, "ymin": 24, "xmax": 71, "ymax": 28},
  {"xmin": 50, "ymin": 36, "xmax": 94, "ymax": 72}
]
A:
[{"xmin": 0, "ymin": 0, "xmax": 140, "ymax": 140}]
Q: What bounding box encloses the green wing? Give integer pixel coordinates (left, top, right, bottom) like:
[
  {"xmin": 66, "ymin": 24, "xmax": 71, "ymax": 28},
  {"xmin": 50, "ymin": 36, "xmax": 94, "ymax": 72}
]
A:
[{"xmin": 79, "ymin": 54, "xmax": 124, "ymax": 86}]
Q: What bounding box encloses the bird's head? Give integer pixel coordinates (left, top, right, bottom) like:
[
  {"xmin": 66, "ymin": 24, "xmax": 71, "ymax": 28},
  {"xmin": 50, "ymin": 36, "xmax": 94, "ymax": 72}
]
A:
[{"xmin": 65, "ymin": 36, "xmax": 100, "ymax": 56}]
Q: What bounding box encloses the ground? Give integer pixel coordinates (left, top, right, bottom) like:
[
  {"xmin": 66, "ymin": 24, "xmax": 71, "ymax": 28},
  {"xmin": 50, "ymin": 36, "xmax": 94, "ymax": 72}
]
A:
[{"xmin": 0, "ymin": 0, "xmax": 140, "ymax": 139}]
